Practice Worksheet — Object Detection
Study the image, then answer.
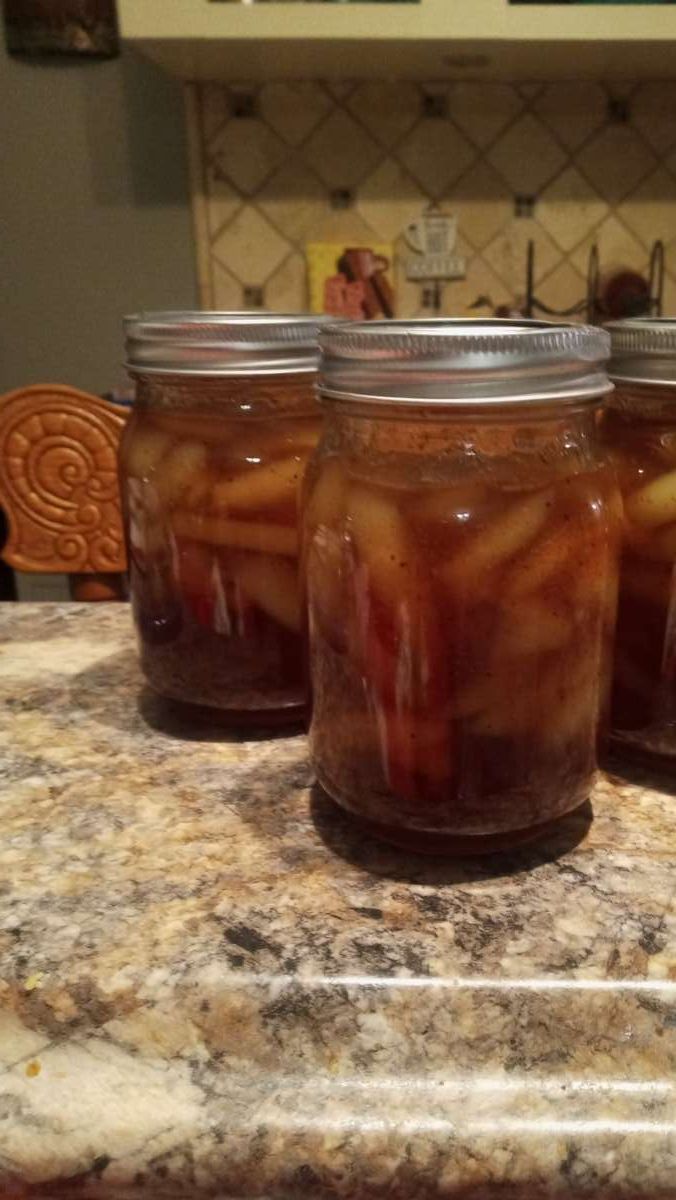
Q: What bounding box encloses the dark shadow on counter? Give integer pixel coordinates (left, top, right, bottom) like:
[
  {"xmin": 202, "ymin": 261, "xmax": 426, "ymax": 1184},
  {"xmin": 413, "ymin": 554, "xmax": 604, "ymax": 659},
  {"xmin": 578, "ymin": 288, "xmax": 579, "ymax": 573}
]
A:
[
  {"xmin": 138, "ymin": 686, "xmax": 305, "ymax": 743},
  {"xmin": 67, "ymin": 647, "xmax": 143, "ymax": 734},
  {"xmin": 603, "ymin": 752, "xmax": 676, "ymax": 797},
  {"xmin": 68, "ymin": 648, "xmax": 303, "ymax": 744},
  {"xmin": 309, "ymin": 782, "xmax": 593, "ymax": 886}
]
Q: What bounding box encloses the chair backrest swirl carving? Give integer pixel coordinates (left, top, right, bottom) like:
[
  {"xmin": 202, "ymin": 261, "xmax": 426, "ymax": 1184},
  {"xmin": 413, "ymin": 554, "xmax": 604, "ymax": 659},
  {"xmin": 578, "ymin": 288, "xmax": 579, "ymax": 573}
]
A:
[{"xmin": 0, "ymin": 384, "xmax": 128, "ymax": 579}]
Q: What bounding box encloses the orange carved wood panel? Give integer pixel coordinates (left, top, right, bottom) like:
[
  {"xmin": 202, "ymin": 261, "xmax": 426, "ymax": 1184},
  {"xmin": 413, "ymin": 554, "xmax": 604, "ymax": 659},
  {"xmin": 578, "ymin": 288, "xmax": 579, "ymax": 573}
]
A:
[{"xmin": 0, "ymin": 384, "xmax": 129, "ymax": 575}]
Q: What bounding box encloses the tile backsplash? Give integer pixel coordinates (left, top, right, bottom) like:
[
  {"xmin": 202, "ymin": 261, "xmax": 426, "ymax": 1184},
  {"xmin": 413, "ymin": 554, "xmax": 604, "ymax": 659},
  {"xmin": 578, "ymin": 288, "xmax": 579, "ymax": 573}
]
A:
[{"xmin": 188, "ymin": 80, "xmax": 676, "ymax": 317}]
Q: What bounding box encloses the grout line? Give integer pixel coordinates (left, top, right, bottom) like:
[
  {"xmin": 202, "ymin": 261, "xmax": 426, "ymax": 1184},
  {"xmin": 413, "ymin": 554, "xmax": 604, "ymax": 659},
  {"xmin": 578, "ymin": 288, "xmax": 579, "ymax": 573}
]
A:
[
  {"xmin": 611, "ymin": 204, "xmax": 658, "ymax": 258},
  {"xmin": 206, "ymin": 193, "xmax": 246, "ymax": 253},
  {"xmin": 274, "ymin": 80, "xmax": 338, "ymax": 151},
  {"xmin": 260, "ymin": 246, "xmax": 299, "ymax": 293},
  {"xmin": 532, "ymin": 176, "xmax": 610, "ymax": 261}
]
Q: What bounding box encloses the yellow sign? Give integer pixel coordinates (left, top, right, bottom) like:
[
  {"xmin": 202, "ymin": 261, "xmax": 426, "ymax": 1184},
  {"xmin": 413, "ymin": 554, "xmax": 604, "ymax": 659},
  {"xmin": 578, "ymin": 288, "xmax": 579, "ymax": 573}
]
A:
[{"xmin": 307, "ymin": 242, "xmax": 395, "ymax": 319}]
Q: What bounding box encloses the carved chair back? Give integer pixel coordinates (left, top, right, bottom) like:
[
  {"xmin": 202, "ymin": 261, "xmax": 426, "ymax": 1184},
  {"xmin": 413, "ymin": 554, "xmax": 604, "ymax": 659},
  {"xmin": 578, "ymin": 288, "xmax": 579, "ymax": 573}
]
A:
[{"xmin": 0, "ymin": 385, "xmax": 128, "ymax": 601}]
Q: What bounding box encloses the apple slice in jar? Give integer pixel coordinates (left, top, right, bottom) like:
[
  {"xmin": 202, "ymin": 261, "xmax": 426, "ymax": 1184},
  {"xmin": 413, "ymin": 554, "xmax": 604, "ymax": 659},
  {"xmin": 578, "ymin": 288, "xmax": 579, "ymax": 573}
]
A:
[
  {"xmin": 412, "ymin": 480, "xmax": 491, "ymax": 526},
  {"xmin": 348, "ymin": 483, "xmax": 410, "ymax": 595},
  {"xmin": 212, "ymin": 455, "xmax": 305, "ymax": 514},
  {"xmin": 171, "ymin": 511, "xmax": 299, "ymax": 557},
  {"xmin": 304, "ymin": 458, "xmax": 349, "ymax": 533},
  {"xmin": 156, "ymin": 440, "xmax": 208, "ymax": 506},
  {"xmin": 125, "ymin": 427, "xmax": 172, "ymax": 479},
  {"xmin": 347, "ymin": 484, "xmax": 451, "ymax": 784},
  {"xmin": 286, "ymin": 420, "xmax": 322, "ymax": 452},
  {"xmin": 344, "ymin": 483, "xmax": 409, "ymax": 698},
  {"xmin": 492, "ymin": 595, "xmax": 572, "ymax": 659},
  {"xmin": 235, "ymin": 554, "xmax": 301, "ymax": 633},
  {"xmin": 184, "ymin": 468, "xmax": 219, "ymax": 511},
  {"xmin": 305, "ymin": 525, "xmax": 348, "ymax": 652},
  {"xmin": 439, "ymin": 488, "xmax": 553, "ymax": 600},
  {"xmin": 624, "ymin": 467, "xmax": 676, "ymax": 529},
  {"xmin": 502, "ymin": 521, "xmax": 576, "ymax": 600},
  {"xmin": 539, "ymin": 652, "xmax": 600, "ymax": 749}
]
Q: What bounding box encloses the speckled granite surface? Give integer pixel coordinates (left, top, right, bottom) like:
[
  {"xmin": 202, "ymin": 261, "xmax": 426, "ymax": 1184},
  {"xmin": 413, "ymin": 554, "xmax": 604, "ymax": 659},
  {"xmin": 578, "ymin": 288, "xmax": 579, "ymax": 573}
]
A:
[{"xmin": 1, "ymin": 603, "xmax": 675, "ymax": 1199}]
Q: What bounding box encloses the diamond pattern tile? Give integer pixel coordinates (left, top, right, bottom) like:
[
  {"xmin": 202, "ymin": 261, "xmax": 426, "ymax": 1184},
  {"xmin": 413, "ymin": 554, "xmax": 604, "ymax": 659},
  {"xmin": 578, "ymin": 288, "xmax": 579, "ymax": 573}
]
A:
[
  {"xmin": 620, "ymin": 167, "xmax": 676, "ymax": 252},
  {"xmin": 212, "ymin": 206, "xmax": 288, "ymax": 285},
  {"xmin": 357, "ymin": 158, "xmax": 426, "ymax": 242},
  {"xmin": 444, "ymin": 160, "xmax": 512, "ymax": 252},
  {"xmin": 577, "ymin": 126, "xmax": 658, "ymax": 205},
  {"xmin": 569, "ymin": 214, "xmax": 648, "ymax": 278},
  {"xmin": 518, "ymin": 84, "xmax": 544, "ymax": 103},
  {"xmin": 265, "ymin": 252, "xmax": 308, "ymax": 312},
  {"xmin": 445, "ymin": 256, "xmax": 511, "ymax": 317},
  {"xmin": 488, "ymin": 113, "xmax": 567, "ymax": 196},
  {"xmin": 533, "ymin": 83, "xmax": 607, "ymax": 153},
  {"xmin": 211, "ymin": 260, "xmax": 243, "ymax": 310},
  {"xmin": 303, "ymin": 207, "xmax": 380, "ymax": 245},
  {"xmin": 665, "ymin": 144, "xmax": 676, "ymax": 182},
  {"xmin": 205, "ymin": 165, "xmax": 241, "ymax": 241},
  {"xmin": 535, "ymin": 262, "xmax": 587, "ymax": 315},
  {"xmin": 633, "ymin": 83, "xmax": 676, "ymax": 157},
  {"xmin": 537, "ymin": 166, "xmax": 609, "ymax": 253},
  {"xmin": 191, "ymin": 80, "xmax": 676, "ymax": 317},
  {"xmin": 210, "ymin": 119, "xmax": 287, "ymax": 196},
  {"xmin": 347, "ymin": 82, "xmax": 420, "ymax": 149},
  {"xmin": 199, "ymin": 83, "xmax": 230, "ymax": 146},
  {"xmin": 398, "ymin": 120, "xmax": 476, "ymax": 198},
  {"xmin": 304, "ymin": 110, "xmax": 381, "ymax": 189},
  {"xmin": 483, "ymin": 221, "xmax": 562, "ymax": 295},
  {"xmin": 449, "ymin": 84, "xmax": 523, "ymax": 150},
  {"xmin": 256, "ymin": 157, "xmax": 327, "ymax": 245},
  {"xmin": 325, "ymin": 81, "xmax": 356, "ymax": 103},
  {"xmin": 259, "ymin": 83, "xmax": 332, "ymax": 147}
]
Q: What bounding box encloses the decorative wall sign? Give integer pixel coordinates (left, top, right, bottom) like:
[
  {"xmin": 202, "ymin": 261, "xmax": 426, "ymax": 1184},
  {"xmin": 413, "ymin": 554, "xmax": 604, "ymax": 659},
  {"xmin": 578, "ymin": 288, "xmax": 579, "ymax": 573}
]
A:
[
  {"xmin": 307, "ymin": 243, "xmax": 395, "ymax": 319},
  {"xmin": 405, "ymin": 211, "xmax": 466, "ymax": 283},
  {"xmin": 3, "ymin": 0, "xmax": 118, "ymax": 57}
]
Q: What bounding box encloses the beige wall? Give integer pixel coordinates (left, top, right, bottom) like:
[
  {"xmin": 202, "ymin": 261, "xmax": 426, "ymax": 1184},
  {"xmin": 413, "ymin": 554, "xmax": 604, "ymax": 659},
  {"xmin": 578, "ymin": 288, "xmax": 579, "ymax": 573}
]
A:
[{"xmin": 0, "ymin": 44, "xmax": 197, "ymax": 395}]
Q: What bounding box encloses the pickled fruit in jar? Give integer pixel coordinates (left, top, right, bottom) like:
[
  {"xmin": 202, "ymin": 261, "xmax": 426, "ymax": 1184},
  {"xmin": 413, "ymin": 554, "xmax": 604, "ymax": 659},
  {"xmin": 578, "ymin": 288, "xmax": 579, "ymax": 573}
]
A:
[
  {"xmin": 605, "ymin": 407, "xmax": 676, "ymax": 732},
  {"xmin": 122, "ymin": 406, "xmax": 321, "ymax": 718},
  {"xmin": 305, "ymin": 457, "xmax": 620, "ymax": 841}
]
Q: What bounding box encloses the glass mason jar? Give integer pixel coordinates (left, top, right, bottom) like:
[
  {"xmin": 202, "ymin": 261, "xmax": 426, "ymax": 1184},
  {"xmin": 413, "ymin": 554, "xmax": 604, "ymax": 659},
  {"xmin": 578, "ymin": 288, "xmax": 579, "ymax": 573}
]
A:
[
  {"xmin": 303, "ymin": 320, "xmax": 620, "ymax": 854},
  {"xmin": 121, "ymin": 312, "xmax": 327, "ymax": 724},
  {"xmin": 604, "ymin": 318, "xmax": 676, "ymax": 762}
]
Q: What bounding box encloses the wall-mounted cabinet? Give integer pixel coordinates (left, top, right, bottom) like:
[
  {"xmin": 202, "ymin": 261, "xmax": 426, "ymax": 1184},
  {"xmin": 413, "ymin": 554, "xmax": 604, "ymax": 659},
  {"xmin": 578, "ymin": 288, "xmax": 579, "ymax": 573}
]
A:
[{"xmin": 118, "ymin": 0, "xmax": 676, "ymax": 81}]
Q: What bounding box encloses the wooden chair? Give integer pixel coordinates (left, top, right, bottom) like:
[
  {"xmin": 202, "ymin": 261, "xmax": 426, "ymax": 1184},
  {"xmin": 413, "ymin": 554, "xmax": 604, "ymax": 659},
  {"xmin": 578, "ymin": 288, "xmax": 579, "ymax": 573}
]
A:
[{"xmin": 0, "ymin": 384, "xmax": 129, "ymax": 601}]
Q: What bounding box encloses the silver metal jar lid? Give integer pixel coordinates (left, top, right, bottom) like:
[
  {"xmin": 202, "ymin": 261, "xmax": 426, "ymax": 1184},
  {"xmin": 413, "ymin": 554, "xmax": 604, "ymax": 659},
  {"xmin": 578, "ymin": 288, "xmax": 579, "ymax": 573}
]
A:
[
  {"xmin": 318, "ymin": 318, "xmax": 612, "ymax": 406},
  {"xmin": 125, "ymin": 311, "xmax": 334, "ymax": 376},
  {"xmin": 606, "ymin": 318, "xmax": 676, "ymax": 388}
]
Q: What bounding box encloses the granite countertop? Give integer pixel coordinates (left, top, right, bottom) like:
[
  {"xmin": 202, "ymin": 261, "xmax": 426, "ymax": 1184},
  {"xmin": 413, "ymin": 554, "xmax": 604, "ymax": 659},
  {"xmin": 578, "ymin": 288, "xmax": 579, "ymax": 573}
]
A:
[{"xmin": 0, "ymin": 603, "xmax": 675, "ymax": 1199}]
